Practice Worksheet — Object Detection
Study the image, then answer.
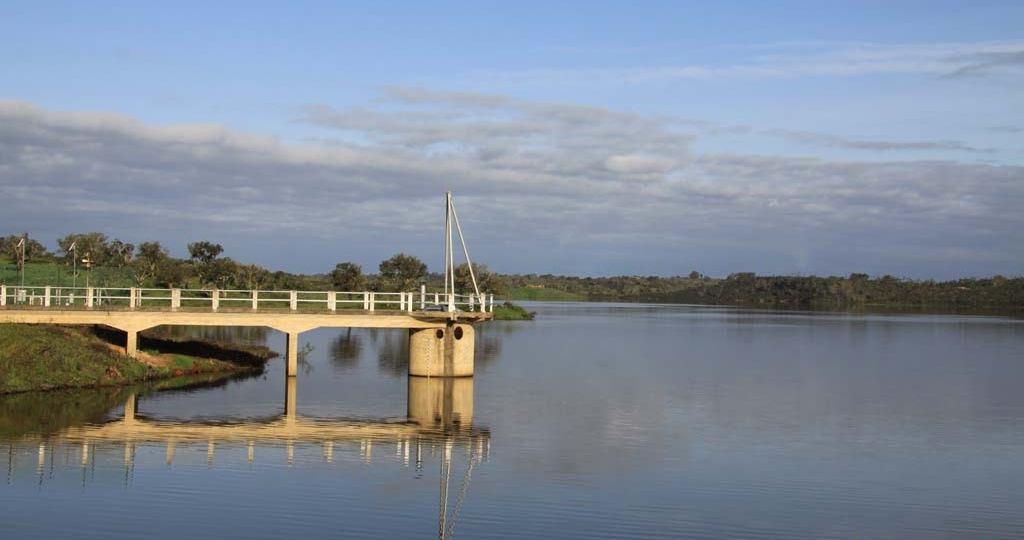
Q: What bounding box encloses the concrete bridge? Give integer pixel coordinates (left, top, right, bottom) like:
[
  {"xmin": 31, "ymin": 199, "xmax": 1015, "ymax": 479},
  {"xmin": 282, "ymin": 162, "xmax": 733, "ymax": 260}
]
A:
[{"xmin": 0, "ymin": 285, "xmax": 493, "ymax": 377}]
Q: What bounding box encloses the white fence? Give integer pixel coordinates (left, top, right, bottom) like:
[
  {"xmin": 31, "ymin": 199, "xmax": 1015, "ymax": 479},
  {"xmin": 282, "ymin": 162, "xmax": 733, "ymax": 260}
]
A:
[{"xmin": 0, "ymin": 285, "xmax": 494, "ymax": 313}]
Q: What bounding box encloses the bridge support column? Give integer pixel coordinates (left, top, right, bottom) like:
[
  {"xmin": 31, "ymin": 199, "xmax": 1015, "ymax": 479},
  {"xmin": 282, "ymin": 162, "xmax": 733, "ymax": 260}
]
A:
[
  {"xmin": 408, "ymin": 323, "xmax": 474, "ymax": 377},
  {"xmin": 286, "ymin": 332, "xmax": 299, "ymax": 377},
  {"xmin": 125, "ymin": 329, "xmax": 138, "ymax": 358}
]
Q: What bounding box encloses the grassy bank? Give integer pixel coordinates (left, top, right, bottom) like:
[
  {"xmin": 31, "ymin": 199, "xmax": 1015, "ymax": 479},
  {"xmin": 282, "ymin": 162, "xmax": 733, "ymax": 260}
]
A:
[
  {"xmin": 492, "ymin": 301, "xmax": 535, "ymax": 321},
  {"xmin": 0, "ymin": 324, "xmax": 273, "ymax": 394}
]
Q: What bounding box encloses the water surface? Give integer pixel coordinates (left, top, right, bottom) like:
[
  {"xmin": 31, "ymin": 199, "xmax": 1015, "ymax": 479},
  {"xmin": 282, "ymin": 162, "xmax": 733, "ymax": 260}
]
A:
[{"xmin": 2, "ymin": 302, "xmax": 1023, "ymax": 539}]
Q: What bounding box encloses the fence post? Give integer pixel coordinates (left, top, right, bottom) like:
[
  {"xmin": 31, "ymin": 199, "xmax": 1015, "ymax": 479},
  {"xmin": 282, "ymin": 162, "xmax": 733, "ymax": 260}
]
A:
[
  {"xmin": 469, "ymin": 294, "xmax": 475, "ymax": 312},
  {"xmin": 434, "ymin": 293, "xmax": 439, "ymax": 306},
  {"xmin": 328, "ymin": 291, "xmax": 336, "ymax": 312},
  {"xmin": 251, "ymin": 290, "xmax": 258, "ymax": 311},
  {"xmin": 128, "ymin": 287, "xmax": 136, "ymax": 310},
  {"xmin": 211, "ymin": 289, "xmax": 219, "ymax": 311},
  {"xmin": 420, "ymin": 285, "xmax": 426, "ymax": 310},
  {"xmin": 171, "ymin": 288, "xmax": 180, "ymax": 311},
  {"xmin": 407, "ymin": 293, "xmax": 413, "ymax": 313},
  {"xmin": 289, "ymin": 291, "xmax": 297, "ymax": 311},
  {"xmin": 369, "ymin": 292, "xmax": 375, "ymax": 312},
  {"xmin": 44, "ymin": 286, "xmax": 51, "ymax": 307},
  {"xmin": 490, "ymin": 294, "xmax": 494, "ymax": 313},
  {"xmin": 0, "ymin": 284, "xmax": 5, "ymax": 306},
  {"xmin": 86, "ymin": 287, "xmax": 94, "ymax": 308},
  {"xmin": 363, "ymin": 292, "xmax": 369, "ymax": 310}
]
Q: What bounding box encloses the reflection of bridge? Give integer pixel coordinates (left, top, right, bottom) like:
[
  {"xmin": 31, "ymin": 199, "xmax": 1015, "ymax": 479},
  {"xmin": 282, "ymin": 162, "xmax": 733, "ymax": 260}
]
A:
[{"xmin": 14, "ymin": 376, "xmax": 486, "ymax": 539}]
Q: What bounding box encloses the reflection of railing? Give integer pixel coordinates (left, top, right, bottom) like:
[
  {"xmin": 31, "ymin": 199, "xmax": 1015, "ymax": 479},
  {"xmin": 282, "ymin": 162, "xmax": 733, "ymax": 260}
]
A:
[{"xmin": 0, "ymin": 285, "xmax": 495, "ymax": 313}]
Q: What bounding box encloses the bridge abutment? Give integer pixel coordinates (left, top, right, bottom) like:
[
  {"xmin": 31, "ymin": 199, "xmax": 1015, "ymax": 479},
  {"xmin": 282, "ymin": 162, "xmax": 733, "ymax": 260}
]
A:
[{"xmin": 408, "ymin": 323, "xmax": 474, "ymax": 377}]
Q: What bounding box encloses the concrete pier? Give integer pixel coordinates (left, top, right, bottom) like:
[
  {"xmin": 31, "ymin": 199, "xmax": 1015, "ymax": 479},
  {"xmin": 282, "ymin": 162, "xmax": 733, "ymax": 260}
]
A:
[{"xmin": 408, "ymin": 323, "xmax": 475, "ymax": 377}]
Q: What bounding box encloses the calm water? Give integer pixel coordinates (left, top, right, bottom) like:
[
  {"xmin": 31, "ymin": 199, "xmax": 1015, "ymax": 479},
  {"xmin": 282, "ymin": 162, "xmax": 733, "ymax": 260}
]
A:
[{"xmin": 2, "ymin": 302, "xmax": 1023, "ymax": 539}]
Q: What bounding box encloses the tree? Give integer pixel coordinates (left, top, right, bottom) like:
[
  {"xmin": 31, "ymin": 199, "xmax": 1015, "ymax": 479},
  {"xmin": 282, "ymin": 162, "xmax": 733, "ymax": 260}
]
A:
[
  {"xmin": 108, "ymin": 239, "xmax": 135, "ymax": 267},
  {"xmin": 3, "ymin": 234, "xmax": 49, "ymax": 267},
  {"xmin": 235, "ymin": 263, "xmax": 271, "ymax": 290},
  {"xmin": 131, "ymin": 241, "xmax": 169, "ymax": 285},
  {"xmin": 187, "ymin": 241, "xmax": 224, "ymax": 286},
  {"xmin": 454, "ymin": 262, "xmax": 505, "ymax": 294},
  {"xmin": 331, "ymin": 262, "xmax": 365, "ymax": 291},
  {"xmin": 378, "ymin": 253, "xmax": 427, "ymax": 291},
  {"xmin": 57, "ymin": 232, "xmax": 110, "ymax": 266}
]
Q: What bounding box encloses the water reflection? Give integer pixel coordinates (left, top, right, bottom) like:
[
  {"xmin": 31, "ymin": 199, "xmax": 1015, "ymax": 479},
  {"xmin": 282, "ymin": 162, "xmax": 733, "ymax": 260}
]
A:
[{"xmin": 2, "ymin": 374, "xmax": 488, "ymax": 539}]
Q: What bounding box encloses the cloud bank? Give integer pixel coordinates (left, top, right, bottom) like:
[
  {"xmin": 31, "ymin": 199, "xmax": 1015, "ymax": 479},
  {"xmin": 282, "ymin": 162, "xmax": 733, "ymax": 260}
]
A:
[{"xmin": 1, "ymin": 90, "xmax": 1021, "ymax": 277}]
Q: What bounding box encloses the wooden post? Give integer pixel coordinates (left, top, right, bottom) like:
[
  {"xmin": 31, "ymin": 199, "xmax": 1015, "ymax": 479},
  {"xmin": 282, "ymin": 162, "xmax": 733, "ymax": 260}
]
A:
[
  {"xmin": 251, "ymin": 290, "xmax": 258, "ymax": 311},
  {"xmin": 0, "ymin": 284, "xmax": 6, "ymax": 306},
  {"xmin": 86, "ymin": 287, "xmax": 94, "ymax": 308},
  {"xmin": 421, "ymin": 284, "xmax": 426, "ymax": 310},
  {"xmin": 289, "ymin": 290, "xmax": 297, "ymax": 311},
  {"xmin": 171, "ymin": 288, "xmax": 181, "ymax": 310},
  {"xmin": 129, "ymin": 287, "xmax": 137, "ymax": 310},
  {"xmin": 369, "ymin": 292, "xmax": 375, "ymax": 312},
  {"xmin": 211, "ymin": 289, "xmax": 219, "ymax": 311},
  {"xmin": 44, "ymin": 286, "xmax": 51, "ymax": 307},
  {"xmin": 408, "ymin": 293, "xmax": 413, "ymax": 313},
  {"xmin": 363, "ymin": 291, "xmax": 369, "ymax": 310},
  {"xmin": 328, "ymin": 291, "xmax": 336, "ymax": 312}
]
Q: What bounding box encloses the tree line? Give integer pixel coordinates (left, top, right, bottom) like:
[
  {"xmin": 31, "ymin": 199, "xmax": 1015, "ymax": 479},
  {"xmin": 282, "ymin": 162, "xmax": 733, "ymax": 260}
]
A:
[{"xmin": 0, "ymin": 232, "xmax": 504, "ymax": 293}]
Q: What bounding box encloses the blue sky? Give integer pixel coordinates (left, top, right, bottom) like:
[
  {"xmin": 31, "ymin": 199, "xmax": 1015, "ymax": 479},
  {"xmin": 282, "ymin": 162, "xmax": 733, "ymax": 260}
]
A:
[{"xmin": 1, "ymin": 1, "xmax": 1022, "ymax": 278}]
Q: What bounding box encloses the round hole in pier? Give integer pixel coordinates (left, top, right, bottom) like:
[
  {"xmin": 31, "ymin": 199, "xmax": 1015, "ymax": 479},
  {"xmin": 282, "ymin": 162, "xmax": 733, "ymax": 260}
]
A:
[
  {"xmin": 454, "ymin": 327, "xmax": 464, "ymax": 340},
  {"xmin": 435, "ymin": 329, "xmax": 444, "ymax": 339}
]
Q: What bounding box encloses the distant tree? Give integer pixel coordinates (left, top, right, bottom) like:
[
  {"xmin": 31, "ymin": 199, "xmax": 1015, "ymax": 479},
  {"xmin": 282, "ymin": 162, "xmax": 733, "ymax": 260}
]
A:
[
  {"xmin": 187, "ymin": 241, "xmax": 224, "ymax": 286},
  {"xmin": 57, "ymin": 232, "xmax": 110, "ymax": 266},
  {"xmin": 108, "ymin": 239, "xmax": 135, "ymax": 267},
  {"xmin": 688, "ymin": 270, "xmax": 701, "ymax": 280},
  {"xmin": 331, "ymin": 262, "xmax": 365, "ymax": 291},
  {"xmin": 3, "ymin": 234, "xmax": 49, "ymax": 267},
  {"xmin": 235, "ymin": 263, "xmax": 271, "ymax": 290},
  {"xmin": 378, "ymin": 253, "xmax": 427, "ymax": 291},
  {"xmin": 131, "ymin": 241, "xmax": 169, "ymax": 285},
  {"xmin": 454, "ymin": 262, "xmax": 505, "ymax": 294}
]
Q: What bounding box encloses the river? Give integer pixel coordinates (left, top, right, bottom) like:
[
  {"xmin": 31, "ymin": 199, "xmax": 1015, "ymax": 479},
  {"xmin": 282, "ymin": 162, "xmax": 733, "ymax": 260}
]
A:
[{"xmin": 2, "ymin": 302, "xmax": 1023, "ymax": 538}]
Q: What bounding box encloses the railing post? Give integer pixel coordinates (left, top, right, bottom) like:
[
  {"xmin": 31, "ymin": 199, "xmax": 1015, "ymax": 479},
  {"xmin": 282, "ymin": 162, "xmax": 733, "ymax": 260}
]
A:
[
  {"xmin": 86, "ymin": 287, "xmax": 94, "ymax": 309},
  {"xmin": 420, "ymin": 284, "xmax": 426, "ymax": 310},
  {"xmin": 328, "ymin": 291, "xmax": 336, "ymax": 312},
  {"xmin": 469, "ymin": 293, "xmax": 475, "ymax": 312},
  {"xmin": 363, "ymin": 292, "xmax": 369, "ymax": 310},
  {"xmin": 129, "ymin": 287, "xmax": 137, "ymax": 310},
  {"xmin": 0, "ymin": 284, "xmax": 6, "ymax": 307},
  {"xmin": 448, "ymin": 293, "xmax": 455, "ymax": 312},
  {"xmin": 44, "ymin": 286, "xmax": 51, "ymax": 307},
  {"xmin": 289, "ymin": 290, "xmax": 297, "ymax": 311},
  {"xmin": 251, "ymin": 290, "xmax": 258, "ymax": 311},
  {"xmin": 171, "ymin": 288, "xmax": 181, "ymax": 310},
  {"xmin": 407, "ymin": 292, "xmax": 413, "ymax": 313},
  {"xmin": 490, "ymin": 293, "xmax": 494, "ymax": 313},
  {"xmin": 369, "ymin": 292, "xmax": 375, "ymax": 312},
  {"xmin": 211, "ymin": 289, "xmax": 219, "ymax": 311},
  {"xmin": 434, "ymin": 293, "xmax": 439, "ymax": 305}
]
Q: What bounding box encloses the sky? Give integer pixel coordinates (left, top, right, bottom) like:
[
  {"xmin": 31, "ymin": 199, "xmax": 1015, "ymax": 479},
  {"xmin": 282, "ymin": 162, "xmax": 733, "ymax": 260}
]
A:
[{"xmin": 1, "ymin": 0, "xmax": 1022, "ymax": 279}]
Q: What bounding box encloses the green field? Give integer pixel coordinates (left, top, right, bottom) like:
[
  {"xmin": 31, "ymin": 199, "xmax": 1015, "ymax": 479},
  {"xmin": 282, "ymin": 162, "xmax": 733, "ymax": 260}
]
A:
[{"xmin": 0, "ymin": 259, "xmax": 133, "ymax": 288}]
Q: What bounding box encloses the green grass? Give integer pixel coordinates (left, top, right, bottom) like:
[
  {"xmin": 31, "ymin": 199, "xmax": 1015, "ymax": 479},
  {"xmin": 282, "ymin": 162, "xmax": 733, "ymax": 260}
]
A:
[
  {"xmin": 505, "ymin": 286, "xmax": 585, "ymax": 301},
  {"xmin": 0, "ymin": 259, "xmax": 133, "ymax": 288},
  {"xmin": 0, "ymin": 324, "xmax": 267, "ymax": 394},
  {"xmin": 0, "ymin": 324, "xmax": 151, "ymax": 393},
  {"xmin": 492, "ymin": 301, "xmax": 536, "ymax": 321}
]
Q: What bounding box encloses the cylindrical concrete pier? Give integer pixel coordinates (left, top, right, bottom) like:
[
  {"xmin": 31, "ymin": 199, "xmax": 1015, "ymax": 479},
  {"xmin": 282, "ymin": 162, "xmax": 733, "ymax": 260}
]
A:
[{"xmin": 408, "ymin": 323, "xmax": 474, "ymax": 377}]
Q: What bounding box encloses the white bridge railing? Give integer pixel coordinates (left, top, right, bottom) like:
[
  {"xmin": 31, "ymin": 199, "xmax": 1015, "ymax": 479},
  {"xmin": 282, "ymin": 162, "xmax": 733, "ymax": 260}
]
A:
[{"xmin": 0, "ymin": 285, "xmax": 495, "ymax": 313}]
